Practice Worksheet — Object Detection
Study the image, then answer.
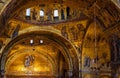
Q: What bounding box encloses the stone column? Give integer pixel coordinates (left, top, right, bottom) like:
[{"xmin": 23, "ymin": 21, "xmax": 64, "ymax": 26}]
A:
[
  {"xmin": 0, "ymin": 70, "xmax": 5, "ymax": 78},
  {"xmin": 67, "ymin": 70, "xmax": 73, "ymax": 78}
]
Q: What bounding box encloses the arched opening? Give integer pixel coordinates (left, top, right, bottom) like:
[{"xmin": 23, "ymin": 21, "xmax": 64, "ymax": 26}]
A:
[
  {"xmin": 0, "ymin": 27, "xmax": 79, "ymax": 78},
  {"xmin": 61, "ymin": 9, "xmax": 65, "ymax": 20},
  {"xmin": 66, "ymin": 7, "xmax": 70, "ymax": 19},
  {"xmin": 82, "ymin": 22, "xmax": 111, "ymax": 78}
]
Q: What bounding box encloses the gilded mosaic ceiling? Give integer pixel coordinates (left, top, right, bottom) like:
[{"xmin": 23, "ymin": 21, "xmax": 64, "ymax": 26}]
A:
[{"xmin": 0, "ymin": 0, "xmax": 120, "ymax": 77}]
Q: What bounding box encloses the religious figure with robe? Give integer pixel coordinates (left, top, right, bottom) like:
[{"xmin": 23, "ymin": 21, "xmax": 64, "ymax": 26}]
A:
[{"xmin": 24, "ymin": 55, "xmax": 35, "ymax": 67}]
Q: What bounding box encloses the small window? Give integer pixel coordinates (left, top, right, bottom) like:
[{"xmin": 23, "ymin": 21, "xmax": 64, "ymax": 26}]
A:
[
  {"xmin": 54, "ymin": 9, "xmax": 58, "ymax": 17},
  {"xmin": 26, "ymin": 8, "xmax": 31, "ymax": 16},
  {"xmin": 40, "ymin": 10, "xmax": 44, "ymax": 17},
  {"xmin": 30, "ymin": 39, "xmax": 34, "ymax": 44},
  {"xmin": 40, "ymin": 40, "xmax": 43, "ymax": 44}
]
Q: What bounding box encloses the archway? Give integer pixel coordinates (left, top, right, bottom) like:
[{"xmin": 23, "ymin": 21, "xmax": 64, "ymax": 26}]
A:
[{"xmin": 0, "ymin": 27, "xmax": 79, "ymax": 78}]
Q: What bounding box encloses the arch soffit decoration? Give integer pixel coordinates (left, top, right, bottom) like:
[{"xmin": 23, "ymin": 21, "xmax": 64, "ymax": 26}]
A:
[{"xmin": 0, "ymin": 26, "xmax": 79, "ymax": 73}]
